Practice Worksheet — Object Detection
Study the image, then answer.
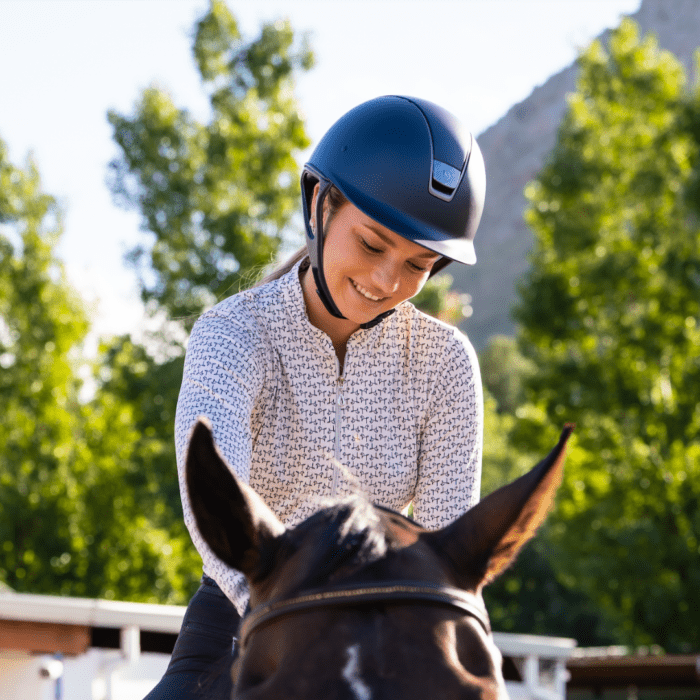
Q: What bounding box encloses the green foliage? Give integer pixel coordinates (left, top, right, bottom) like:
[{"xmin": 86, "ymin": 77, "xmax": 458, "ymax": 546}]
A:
[
  {"xmin": 514, "ymin": 19, "xmax": 700, "ymax": 651},
  {"xmin": 107, "ymin": 0, "xmax": 314, "ymax": 322},
  {"xmin": 412, "ymin": 272, "xmax": 473, "ymax": 326},
  {"xmin": 0, "ymin": 137, "xmax": 198, "ymax": 603},
  {"xmin": 92, "ymin": 336, "xmax": 183, "ymax": 528},
  {"xmin": 0, "ymin": 137, "xmax": 89, "ymax": 593},
  {"xmin": 480, "ymin": 389, "xmax": 531, "ymax": 496},
  {"xmin": 479, "ymin": 335, "xmax": 536, "ymax": 415},
  {"xmin": 83, "ymin": 337, "xmax": 200, "ymax": 602},
  {"xmin": 483, "ymin": 537, "xmax": 618, "ymax": 646},
  {"xmin": 71, "ymin": 389, "xmax": 197, "ymax": 604},
  {"xmin": 479, "ymin": 383, "xmax": 613, "ymax": 645}
]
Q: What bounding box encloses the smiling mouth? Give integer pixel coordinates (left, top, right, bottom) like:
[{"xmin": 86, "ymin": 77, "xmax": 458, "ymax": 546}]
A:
[{"xmin": 351, "ymin": 279, "xmax": 384, "ymax": 302}]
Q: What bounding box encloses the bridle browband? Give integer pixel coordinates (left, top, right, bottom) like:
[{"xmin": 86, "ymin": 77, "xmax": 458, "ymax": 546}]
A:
[{"xmin": 238, "ymin": 580, "xmax": 491, "ymax": 651}]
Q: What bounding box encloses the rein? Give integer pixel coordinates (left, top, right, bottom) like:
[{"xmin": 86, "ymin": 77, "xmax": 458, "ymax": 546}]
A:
[{"xmin": 238, "ymin": 580, "xmax": 491, "ymax": 650}]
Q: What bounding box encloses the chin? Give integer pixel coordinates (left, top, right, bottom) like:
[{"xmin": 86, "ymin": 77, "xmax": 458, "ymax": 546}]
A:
[
  {"xmin": 338, "ymin": 281, "xmax": 394, "ymax": 322},
  {"xmin": 337, "ymin": 308, "xmax": 372, "ymax": 326},
  {"xmin": 345, "ymin": 306, "xmax": 392, "ymax": 326},
  {"xmin": 337, "ymin": 294, "xmax": 385, "ymax": 323}
]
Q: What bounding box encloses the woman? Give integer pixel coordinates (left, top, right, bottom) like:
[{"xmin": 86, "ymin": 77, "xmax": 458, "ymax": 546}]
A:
[{"xmin": 145, "ymin": 95, "xmax": 486, "ymax": 699}]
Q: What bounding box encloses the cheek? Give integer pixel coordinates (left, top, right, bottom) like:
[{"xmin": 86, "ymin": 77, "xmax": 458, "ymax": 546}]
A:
[
  {"xmin": 403, "ymin": 273, "xmax": 430, "ymax": 299},
  {"xmin": 321, "ymin": 247, "xmax": 349, "ymax": 284},
  {"xmin": 323, "ymin": 238, "xmax": 359, "ymax": 281}
]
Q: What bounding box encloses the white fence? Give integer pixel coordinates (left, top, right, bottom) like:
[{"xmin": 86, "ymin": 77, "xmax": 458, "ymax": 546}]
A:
[{"xmin": 0, "ymin": 591, "xmax": 576, "ymax": 699}]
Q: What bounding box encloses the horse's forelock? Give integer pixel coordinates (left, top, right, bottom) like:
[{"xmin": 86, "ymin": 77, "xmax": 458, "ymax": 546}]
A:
[{"xmin": 293, "ymin": 495, "xmax": 388, "ymax": 588}]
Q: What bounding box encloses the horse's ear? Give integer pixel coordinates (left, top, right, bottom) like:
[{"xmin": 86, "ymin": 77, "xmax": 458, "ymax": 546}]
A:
[
  {"xmin": 186, "ymin": 418, "xmax": 286, "ymax": 578},
  {"xmin": 424, "ymin": 425, "xmax": 574, "ymax": 588}
]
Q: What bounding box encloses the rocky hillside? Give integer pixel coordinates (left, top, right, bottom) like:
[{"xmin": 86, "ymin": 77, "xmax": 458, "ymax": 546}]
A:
[{"xmin": 455, "ymin": 0, "xmax": 700, "ymax": 350}]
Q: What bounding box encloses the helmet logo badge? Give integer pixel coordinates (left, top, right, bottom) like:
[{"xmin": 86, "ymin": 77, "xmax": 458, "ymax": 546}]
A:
[{"xmin": 430, "ymin": 160, "xmax": 462, "ymax": 201}]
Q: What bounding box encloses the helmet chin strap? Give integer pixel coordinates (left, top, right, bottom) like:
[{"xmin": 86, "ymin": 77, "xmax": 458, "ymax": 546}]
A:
[
  {"xmin": 304, "ymin": 174, "xmax": 396, "ymax": 330},
  {"xmin": 306, "ymin": 177, "xmax": 345, "ymax": 320}
]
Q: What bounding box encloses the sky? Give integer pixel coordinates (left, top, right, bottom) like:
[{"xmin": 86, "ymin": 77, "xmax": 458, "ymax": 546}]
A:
[{"xmin": 0, "ymin": 0, "xmax": 642, "ymax": 348}]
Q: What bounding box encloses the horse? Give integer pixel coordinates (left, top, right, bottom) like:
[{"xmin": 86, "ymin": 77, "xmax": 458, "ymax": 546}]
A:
[{"xmin": 185, "ymin": 417, "xmax": 573, "ymax": 699}]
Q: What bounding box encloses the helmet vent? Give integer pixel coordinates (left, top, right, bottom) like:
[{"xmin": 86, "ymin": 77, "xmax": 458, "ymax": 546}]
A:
[{"xmin": 430, "ymin": 160, "xmax": 462, "ymax": 202}]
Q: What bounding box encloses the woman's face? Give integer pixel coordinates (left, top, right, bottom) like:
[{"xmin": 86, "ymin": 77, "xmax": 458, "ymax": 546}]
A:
[{"xmin": 307, "ymin": 189, "xmax": 441, "ymax": 331}]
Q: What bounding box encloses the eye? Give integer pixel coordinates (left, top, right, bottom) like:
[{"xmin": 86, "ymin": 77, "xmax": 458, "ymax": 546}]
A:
[
  {"xmin": 360, "ymin": 237, "xmax": 383, "ymax": 254},
  {"xmin": 408, "ymin": 261, "xmax": 428, "ymax": 273},
  {"xmin": 360, "ymin": 235, "xmax": 432, "ymax": 273}
]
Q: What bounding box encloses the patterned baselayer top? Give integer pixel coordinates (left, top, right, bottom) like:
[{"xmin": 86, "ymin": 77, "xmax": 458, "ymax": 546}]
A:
[{"xmin": 175, "ymin": 259, "xmax": 483, "ymax": 615}]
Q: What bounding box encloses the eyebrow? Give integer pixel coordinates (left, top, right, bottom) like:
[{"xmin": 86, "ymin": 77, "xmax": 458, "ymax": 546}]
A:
[{"xmin": 361, "ymin": 224, "xmax": 441, "ymax": 260}]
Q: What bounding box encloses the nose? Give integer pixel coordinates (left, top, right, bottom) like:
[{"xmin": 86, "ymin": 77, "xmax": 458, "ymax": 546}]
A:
[{"xmin": 369, "ymin": 259, "xmax": 400, "ymax": 295}]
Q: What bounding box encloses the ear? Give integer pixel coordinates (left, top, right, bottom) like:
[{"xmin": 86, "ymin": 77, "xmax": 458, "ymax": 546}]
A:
[
  {"xmin": 310, "ymin": 182, "xmax": 332, "ymax": 224},
  {"xmin": 186, "ymin": 418, "xmax": 286, "ymax": 578},
  {"xmin": 311, "ymin": 181, "xmax": 320, "ymax": 212},
  {"xmin": 424, "ymin": 425, "xmax": 574, "ymax": 587}
]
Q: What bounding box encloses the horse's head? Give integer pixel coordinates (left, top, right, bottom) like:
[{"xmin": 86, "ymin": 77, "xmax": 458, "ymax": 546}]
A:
[{"xmin": 186, "ymin": 418, "xmax": 573, "ymax": 699}]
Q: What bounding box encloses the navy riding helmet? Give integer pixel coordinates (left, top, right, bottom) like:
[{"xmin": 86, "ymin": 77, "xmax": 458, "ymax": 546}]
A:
[{"xmin": 301, "ymin": 95, "xmax": 486, "ymax": 327}]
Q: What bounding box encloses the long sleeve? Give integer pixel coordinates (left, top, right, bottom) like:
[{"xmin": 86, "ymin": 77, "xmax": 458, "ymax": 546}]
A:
[
  {"xmin": 412, "ymin": 329, "xmax": 483, "ymax": 530},
  {"xmin": 174, "ymin": 305, "xmax": 267, "ymax": 614}
]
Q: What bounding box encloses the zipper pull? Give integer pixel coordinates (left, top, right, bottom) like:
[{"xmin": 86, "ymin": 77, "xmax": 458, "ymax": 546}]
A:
[{"xmin": 337, "ymin": 376, "xmax": 345, "ymax": 406}]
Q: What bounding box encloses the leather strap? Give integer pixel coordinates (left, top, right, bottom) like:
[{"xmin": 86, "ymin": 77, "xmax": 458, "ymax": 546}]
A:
[{"xmin": 238, "ymin": 580, "xmax": 490, "ymax": 650}]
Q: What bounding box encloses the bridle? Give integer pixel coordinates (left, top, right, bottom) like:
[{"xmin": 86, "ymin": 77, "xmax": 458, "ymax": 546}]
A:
[{"xmin": 238, "ymin": 580, "xmax": 491, "ymax": 651}]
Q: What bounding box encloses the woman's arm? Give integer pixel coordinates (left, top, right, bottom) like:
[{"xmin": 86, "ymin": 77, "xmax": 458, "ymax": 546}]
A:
[
  {"xmin": 175, "ymin": 305, "xmax": 267, "ymax": 613},
  {"xmin": 412, "ymin": 329, "xmax": 483, "ymax": 530}
]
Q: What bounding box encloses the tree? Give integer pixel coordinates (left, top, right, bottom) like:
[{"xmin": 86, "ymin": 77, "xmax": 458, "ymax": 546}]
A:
[
  {"xmin": 107, "ymin": 0, "xmax": 314, "ymax": 323},
  {"xmin": 0, "ymin": 138, "xmax": 199, "ymax": 603},
  {"xmin": 411, "ymin": 272, "xmax": 474, "ymax": 326},
  {"xmin": 479, "ymin": 335, "xmax": 536, "ymax": 415},
  {"xmin": 0, "ymin": 138, "xmax": 90, "ymax": 593},
  {"xmin": 477, "ymin": 348, "xmax": 615, "ymax": 645},
  {"xmin": 82, "ymin": 338, "xmax": 201, "ymax": 603},
  {"xmin": 513, "ymin": 19, "xmax": 700, "ymax": 651}
]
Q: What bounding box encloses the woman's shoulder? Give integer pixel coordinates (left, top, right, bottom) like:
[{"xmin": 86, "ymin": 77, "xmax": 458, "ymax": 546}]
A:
[
  {"xmin": 396, "ymin": 301, "xmax": 478, "ymax": 362},
  {"xmin": 195, "ymin": 275, "xmax": 285, "ymax": 330},
  {"xmin": 185, "ymin": 281, "xmax": 285, "ymax": 365},
  {"xmin": 391, "ymin": 303, "xmax": 481, "ymax": 398}
]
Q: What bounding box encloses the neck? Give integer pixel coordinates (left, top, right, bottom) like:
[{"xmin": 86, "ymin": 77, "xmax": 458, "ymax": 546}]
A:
[{"xmin": 300, "ymin": 265, "xmax": 360, "ymax": 354}]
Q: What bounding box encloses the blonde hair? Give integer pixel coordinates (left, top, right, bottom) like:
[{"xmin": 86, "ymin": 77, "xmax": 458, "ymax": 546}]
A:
[{"xmin": 253, "ymin": 185, "xmax": 348, "ymax": 288}]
